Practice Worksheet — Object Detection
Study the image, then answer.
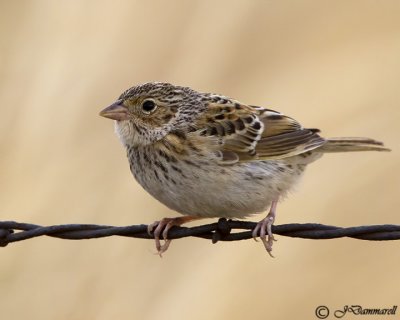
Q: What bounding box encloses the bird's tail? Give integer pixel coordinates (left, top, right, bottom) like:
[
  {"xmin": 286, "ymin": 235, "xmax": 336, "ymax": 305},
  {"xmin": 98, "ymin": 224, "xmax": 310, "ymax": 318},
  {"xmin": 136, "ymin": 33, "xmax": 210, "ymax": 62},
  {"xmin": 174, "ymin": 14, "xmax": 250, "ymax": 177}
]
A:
[{"xmin": 320, "ymin": 137, "xmax": 391, "ymax": 153}]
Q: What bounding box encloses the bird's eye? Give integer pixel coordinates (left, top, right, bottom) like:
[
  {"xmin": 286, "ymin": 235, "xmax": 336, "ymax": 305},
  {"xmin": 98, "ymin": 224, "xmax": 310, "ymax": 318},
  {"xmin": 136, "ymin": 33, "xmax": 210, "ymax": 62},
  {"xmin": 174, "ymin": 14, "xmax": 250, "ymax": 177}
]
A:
[{"xmin": 141, "ymin": 99, "xmax": 157, "ymax": 114}]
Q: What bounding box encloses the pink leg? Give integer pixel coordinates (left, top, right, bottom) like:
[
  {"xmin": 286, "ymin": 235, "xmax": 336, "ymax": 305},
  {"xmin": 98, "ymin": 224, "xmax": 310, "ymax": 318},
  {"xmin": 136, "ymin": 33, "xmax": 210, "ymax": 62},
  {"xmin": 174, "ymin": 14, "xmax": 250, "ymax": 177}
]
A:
[
  {"xmin": 251, "ymin": 200, "xmax": 278, "ymax": 257},
  {"xmin": 147, "ymin": 216, "xmax": 200, "ymax": 256}
]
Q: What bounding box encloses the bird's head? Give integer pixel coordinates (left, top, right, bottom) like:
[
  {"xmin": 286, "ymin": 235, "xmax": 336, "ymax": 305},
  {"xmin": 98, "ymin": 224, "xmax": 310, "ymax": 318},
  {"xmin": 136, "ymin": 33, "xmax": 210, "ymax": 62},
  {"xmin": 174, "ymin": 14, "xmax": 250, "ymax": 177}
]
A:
[{"xmin": 100, "ymin": 82, "xmax": 204, "ymax": 146}]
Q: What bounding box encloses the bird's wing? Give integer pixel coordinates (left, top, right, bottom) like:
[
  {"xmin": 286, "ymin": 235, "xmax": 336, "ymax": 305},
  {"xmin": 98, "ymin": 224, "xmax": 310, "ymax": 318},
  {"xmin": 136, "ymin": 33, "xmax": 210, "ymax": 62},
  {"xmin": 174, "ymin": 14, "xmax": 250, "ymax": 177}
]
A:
[{"xmin": 193, "ymin": 97, "xmax": 326, "ymax": 164}]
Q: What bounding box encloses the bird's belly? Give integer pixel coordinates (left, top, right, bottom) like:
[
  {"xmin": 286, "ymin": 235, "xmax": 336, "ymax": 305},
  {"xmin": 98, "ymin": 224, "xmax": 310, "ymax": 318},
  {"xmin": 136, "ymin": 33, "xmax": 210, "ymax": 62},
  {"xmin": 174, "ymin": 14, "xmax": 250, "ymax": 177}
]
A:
[{"xmin": 130, "ymin": 152, "xmax": 306, "ymax": 218}]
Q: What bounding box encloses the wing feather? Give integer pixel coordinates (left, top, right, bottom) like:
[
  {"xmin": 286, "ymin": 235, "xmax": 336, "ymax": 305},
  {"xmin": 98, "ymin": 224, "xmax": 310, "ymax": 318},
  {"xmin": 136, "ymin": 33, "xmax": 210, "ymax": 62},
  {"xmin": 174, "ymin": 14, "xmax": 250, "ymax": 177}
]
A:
[{"xmin": 193, "ymin": 98, "xmax": 326, "ymax": 164}]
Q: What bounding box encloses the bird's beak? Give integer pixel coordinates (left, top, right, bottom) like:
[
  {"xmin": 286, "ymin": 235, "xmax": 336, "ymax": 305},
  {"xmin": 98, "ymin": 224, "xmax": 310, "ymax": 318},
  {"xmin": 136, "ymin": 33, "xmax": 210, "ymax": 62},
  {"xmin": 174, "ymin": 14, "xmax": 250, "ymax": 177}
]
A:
[{"xmin": 99, "ymin": 100, "xmax": 129, "ymax": 121}]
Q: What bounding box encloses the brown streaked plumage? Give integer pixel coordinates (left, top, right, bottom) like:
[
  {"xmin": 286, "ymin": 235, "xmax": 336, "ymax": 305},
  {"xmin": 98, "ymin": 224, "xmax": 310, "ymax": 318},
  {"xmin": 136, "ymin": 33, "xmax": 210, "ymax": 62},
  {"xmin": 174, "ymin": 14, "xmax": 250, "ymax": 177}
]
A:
[{"xmin": 100, "ymin": 82, "xmax": 390, "ymax": 256}]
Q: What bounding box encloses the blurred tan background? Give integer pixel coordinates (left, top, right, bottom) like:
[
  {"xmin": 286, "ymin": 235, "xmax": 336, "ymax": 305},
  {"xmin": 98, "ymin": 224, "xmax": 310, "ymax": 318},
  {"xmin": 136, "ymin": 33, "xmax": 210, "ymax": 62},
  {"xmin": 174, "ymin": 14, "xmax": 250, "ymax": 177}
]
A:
[{"xmin": 1, "ymin": 0, "xmax": 399, "ymax": 319}]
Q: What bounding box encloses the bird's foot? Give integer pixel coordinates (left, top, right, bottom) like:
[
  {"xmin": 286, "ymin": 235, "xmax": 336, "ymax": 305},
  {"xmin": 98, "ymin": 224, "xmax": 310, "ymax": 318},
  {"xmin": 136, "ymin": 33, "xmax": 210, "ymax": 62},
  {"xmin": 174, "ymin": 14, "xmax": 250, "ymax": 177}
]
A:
[
  {"xmin": 147, "ymin": 216, "xmax": 198, "ymax": 256},
  {"xmin": 252, "ymin": 200, "xmax": 278, "ymax": 257}
]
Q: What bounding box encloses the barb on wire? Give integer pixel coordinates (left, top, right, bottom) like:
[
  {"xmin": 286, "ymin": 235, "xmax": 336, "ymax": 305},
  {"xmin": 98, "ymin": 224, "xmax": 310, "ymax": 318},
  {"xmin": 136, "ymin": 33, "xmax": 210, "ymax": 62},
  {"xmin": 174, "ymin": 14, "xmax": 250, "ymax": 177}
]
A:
[{"xmin": 1, "ymin": 219, "xmax": 400, "ymax": 247}]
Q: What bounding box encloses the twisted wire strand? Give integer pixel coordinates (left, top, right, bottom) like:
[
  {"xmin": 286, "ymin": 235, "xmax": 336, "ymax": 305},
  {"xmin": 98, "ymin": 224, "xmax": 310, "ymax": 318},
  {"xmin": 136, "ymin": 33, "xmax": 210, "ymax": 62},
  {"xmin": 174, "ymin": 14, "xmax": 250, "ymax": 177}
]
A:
[{"xmin": 1, "ymin": 219, "xmax": 400, "ymax": 247}]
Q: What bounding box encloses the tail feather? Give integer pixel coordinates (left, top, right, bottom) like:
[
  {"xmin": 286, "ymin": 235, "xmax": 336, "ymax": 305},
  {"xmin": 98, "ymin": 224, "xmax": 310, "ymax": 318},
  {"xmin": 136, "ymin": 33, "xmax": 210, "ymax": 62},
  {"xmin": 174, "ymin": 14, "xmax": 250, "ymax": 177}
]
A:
[{"xmin": 320, "ymin": 137, "xmax": 391, "ymax": 152}]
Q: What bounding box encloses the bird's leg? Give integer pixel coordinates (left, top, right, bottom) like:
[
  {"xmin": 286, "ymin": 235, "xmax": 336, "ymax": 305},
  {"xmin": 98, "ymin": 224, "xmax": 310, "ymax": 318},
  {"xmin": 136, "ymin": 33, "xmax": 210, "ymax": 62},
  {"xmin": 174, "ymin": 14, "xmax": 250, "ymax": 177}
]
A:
[
  {"xmin": 147, "ymin": 216, "xmax": 200, "ymax": 256},
  {"xmin": 252, "ymin": 199, "xmax": 279, "ymax": 257}
]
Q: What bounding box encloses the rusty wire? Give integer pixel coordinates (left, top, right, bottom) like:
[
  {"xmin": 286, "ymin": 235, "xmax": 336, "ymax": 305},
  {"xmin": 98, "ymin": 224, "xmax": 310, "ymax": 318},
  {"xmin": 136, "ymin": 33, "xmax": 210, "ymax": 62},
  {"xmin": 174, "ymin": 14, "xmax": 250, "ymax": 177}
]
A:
[{"xmin": 1, "ymin": 219, "xmax": 400, "ymax": 247}]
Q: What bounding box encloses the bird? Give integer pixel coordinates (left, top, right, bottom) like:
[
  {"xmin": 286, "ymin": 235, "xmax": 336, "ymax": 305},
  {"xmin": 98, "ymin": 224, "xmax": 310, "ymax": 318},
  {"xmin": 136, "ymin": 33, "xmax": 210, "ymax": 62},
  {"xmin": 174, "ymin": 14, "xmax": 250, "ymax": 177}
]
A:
[{"xmin": 99, "ymin": 82, "xmax": 390, "ymax": 256}]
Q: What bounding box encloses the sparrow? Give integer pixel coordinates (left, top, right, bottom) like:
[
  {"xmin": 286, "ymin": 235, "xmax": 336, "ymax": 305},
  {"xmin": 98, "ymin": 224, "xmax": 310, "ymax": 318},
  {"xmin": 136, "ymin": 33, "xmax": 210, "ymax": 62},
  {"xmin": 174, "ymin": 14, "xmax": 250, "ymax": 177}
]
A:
[{"xmin": 100, "ymin": 82, "xmax": 390, "ymax": 256}]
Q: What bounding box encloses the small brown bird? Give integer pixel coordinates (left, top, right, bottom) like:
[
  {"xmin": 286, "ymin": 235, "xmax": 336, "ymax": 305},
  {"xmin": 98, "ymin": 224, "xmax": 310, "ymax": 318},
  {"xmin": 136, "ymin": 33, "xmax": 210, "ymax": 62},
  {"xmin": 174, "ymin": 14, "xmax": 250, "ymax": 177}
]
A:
[{"xmin": 100, "ymin": 82, "xmax": 390, "ymax": 256}]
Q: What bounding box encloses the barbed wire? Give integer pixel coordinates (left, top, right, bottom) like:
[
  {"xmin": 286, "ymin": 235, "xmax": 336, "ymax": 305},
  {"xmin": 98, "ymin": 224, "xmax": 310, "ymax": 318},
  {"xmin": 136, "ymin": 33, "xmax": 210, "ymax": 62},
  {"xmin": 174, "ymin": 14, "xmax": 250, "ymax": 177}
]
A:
[{"xmin": 1, "ymin": 219, "xmax": 400, "ymax": 247}]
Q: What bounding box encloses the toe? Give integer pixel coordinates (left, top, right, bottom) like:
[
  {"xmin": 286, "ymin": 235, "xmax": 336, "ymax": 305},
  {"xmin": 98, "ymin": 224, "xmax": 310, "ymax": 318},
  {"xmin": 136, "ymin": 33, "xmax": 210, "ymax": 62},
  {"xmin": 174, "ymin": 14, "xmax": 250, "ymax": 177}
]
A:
[
  {"xmin": 162, "ymin": 221, "xmax": 174, "ymax": 240},
  {"xmin": 147, "ymin": 221, "xmax": 159, "ymax": 236},
  {"xmin": 261, "ymin": 238, "xmax": 274, "ymax": 258},
  {"xmin": 158, "ymin": 239, "xmax": 172, "ymax": 256},
  {"xmin": 252, "ymin": 224, "xmax": 260, "ymax": 241}
]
